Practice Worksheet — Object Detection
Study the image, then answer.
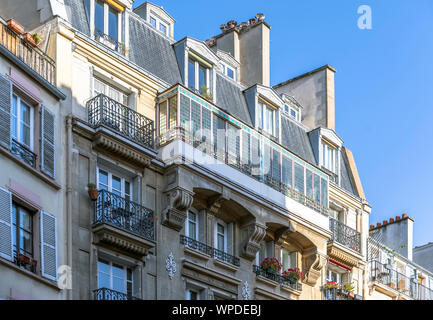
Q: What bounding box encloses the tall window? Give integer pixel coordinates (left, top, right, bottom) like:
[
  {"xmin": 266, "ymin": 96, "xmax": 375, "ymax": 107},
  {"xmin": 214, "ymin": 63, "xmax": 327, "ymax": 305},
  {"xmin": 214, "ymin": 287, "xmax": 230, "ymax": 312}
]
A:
[
  {"xmin": 97, "ymin": 259, "xmax": 133, "ymax": 296},
  {"xmin": 93, "ymin": 77, "xmax": 129, "ymax": 106},
  {"xmin": 185, "ymin": 210, "xmax": 198, "ymax": 240},
  {"xmin": 108, "ymin": 6, "xmax": 119, "ymax": 41},
  {"xmin": 159, "ymin": 22, "xmax": 167, "ymax": 35},
  {"xmin": 158, "ymin": 96, "xmax": 177, "ymax": 136},
  {"xmin": 91, "ymin": 0, "xmax": 122, "ymax": 50},
  {"xmin": 257, "ymin": 101, "xmax": 274, "ymax": 136},
  {"xmin": 294, "ymin": 163, "xmax": 304, "ymax": 195},
  {"xmin": 150, "ymin": 16, "xmax": 157, "ymax": 28},
  {"xmin": 11, "ymin": 94, "xmax": 33, "ymax": 150},
  {"xmin": 188, "ymin": 57, "xmax": 211, "ymax": 94},
  {"xmin": 280, "ymin": 249, "xmax": 296, "ymax": 272},
  {"xmin": 94, "ymin": 0, "xmax": 105, "ymax": 35},
  {"xmin": 97, "ymin": 168, "xmax": 132, "ymax": 200},
  {"xmin": 322, "ymin": 141, "xmax": 337, "ymax": 173},
  {"xmin": 215, "ymin": 222, "xmax": 227, "ymax": 253},
  {"xmin": 12, "ymin": 203, "xmax": 33, "ymax": 259},
  {"xmin": 188, "ymin": 59, "xmax": 196, "ymax": 91}
]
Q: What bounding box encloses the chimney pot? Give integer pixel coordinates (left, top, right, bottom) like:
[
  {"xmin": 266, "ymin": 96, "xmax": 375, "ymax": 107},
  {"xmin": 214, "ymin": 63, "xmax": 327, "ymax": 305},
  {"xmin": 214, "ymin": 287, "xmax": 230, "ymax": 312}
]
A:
[
  {"xmin": 396, "ymin": 216, "xmax": 401, "ymax": 220},
  {"xmin": 248, "ymin": 18, "xmax": 257, "ymax": 25},
  {"xmin": 256, "ymin": 13, "xmax": 265, "ymax": 21},
  {"xmin": 403, "ymin": 214, "xmax": 408, "ymax": 219},
  {"xmin": 370, "ymin": 224, "xmax": 375, "ymax": 229},
  {"xmin": 390, "ymin": 218, "xmax": 394, "ymax": 223},
  {"xmin": 377, "ymin": 222, "xmax": 382, "ymax": 227},
  {"xmin": 383, "ymin": 220, "xmax": 388, "ymax": 225}
]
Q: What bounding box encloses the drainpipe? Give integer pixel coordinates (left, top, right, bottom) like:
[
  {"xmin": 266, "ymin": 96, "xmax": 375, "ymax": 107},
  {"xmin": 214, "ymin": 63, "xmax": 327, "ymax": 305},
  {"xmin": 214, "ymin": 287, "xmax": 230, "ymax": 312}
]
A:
[{"xmin": 66, "ymin": 114, "xmax": 73, "ymax": 300}]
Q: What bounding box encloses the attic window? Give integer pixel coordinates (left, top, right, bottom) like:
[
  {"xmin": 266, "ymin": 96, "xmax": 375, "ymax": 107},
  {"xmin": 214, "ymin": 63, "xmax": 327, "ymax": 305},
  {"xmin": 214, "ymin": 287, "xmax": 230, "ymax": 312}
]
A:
[
  {"xmin": 284, "ymin": 104, "xmax": 301, "ymax": 122},
  {"xmin": 221, "ymin": 62, "xmax": 236, "ymax": 81},
  {"xmin": 322, "ymin": 139, "xmax": 337, "ymax": 174},
  {"xmin": 187, "ymin": 52, "xmax": 212, "ymax": 96},
  {"xmin": 149, "ymin": 15, "xmax": 169, "ymax": 36},
  {"xmin": 257, "ymin": 99, "xmax": 275, "ymax": 136}
]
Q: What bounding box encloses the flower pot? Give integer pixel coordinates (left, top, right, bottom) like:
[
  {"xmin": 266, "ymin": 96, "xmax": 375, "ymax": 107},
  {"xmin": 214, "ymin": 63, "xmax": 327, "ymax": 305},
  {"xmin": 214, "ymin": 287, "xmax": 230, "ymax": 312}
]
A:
[
  {"xmin": 348, "ymin": 291, "xmax": 355, "ymax": 298},
  {"xmin": 88, "ymin": 189, "xmax": 98, "ymax": 201},
  {"xmin": 23, "ymin": 33, "xmax": 37, "ymax": 47},
  {"xmin": 7, "ymin": 18, "xmax": 24, "ymax": 35}
]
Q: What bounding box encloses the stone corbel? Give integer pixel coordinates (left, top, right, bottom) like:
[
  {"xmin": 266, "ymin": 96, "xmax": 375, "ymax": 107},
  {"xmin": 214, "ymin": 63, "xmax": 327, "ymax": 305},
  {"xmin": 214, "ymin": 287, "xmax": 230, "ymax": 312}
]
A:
[
  {"xmin": 302, "ymin": 251, "xmax": 326, "ymax": 286},
  {"xmin": 274, "ymin": 224, "xmax": 295, "ymax": 247},
  {"xmin": 207, "ymin": 194, "xmax": 228, "ymax": 219},
  {"xmin": 240, "ymin": 222, "xmax": 267, "ymax": 261},
  {"xmin": 161, "ymin": 188, "xmax": 194, "ymax": 231}
]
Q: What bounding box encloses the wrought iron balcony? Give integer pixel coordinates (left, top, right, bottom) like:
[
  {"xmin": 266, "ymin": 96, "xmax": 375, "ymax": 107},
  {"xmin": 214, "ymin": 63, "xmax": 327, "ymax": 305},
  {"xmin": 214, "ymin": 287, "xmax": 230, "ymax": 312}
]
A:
[
  {"xmin": 180, "ymin": 235, "xmax": 240, "ymax": 267},
  {"xmin": 324, "ymin": 288, "xmax": 362, "ymax": 300},
  {"xmin": 0, "ymin": 19, "xmax": 56, "ymax": 85},
  {"xmin": 95, "ymin": 29, "xmax": 126, "ymax": 55},
  {"xmin": 10, "ymin": 139, "xmax": 36, "ymax": 168},
  {"xmin": 160, "ymin": 126, "xmax": 329, "ymax": 216},
  {"xmin": 370, "ymin": 260, "xmax": 433, "ymax": 300},
  {"xmin": 87, "ymin": 94, "xmax": 154, "ymax": 149},
  {"xmin": 93, "ymin": 189, "xmax": 155, "ymax": 242},
  {"xmin": 93, "ymin": 288, "xmax": 141, "ymax": 300},
  {"xmin": 253, "ymin": 265, "xmax": 302, "ymax": 291},
  {"xmin": 329, "ymin": 217, "xmax": 361, "ymax": 253}
]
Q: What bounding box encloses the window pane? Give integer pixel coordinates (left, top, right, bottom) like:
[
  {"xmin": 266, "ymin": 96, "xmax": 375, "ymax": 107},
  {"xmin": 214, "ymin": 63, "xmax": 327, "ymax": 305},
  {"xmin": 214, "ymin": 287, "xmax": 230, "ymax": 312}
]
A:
[
  {"xmin": 262, "ymin": 144, "xmax": 271, "ymax": 178},
  {"xmin": 282, "ymin": 249, "xmax": 289, "ymax": 271},
  {"xmin": 98, "ymin": 170, "xmax": 108, "ymax": 189},
  {"xmin": 213, "ymin": 116, "xmax": 226, "ymax": 162},
  {"xmin": 19, "ymin": 208, "xmax": 31, "ymax": 231},
  {"xmin": 11, "ymin": 95, "xmax": 17, "ymax": 139},
  {"xmin": 188, "ymin": 60, "xmax": 195, "ymax": 90},
  {"xmin": 150, "ymin": 17, "xmax": 156, "ymax": 28},
  {"xmin": 294, "ymin": 163, "xmax": 304, "ymax": 195},
  {"xmin": 94, "ymin": 0, "xmax": 104, "ymax": 34},
  {"xmin": 112, "ymin": 277, "xmax": 124, "ymax": 293},
  {"xmin": 201, "ymin": 108, "xmax": 212, "ymax": 146},
  {"xmin": 159, "ymin": 23, "xmax": 167, "ymax": 35},
  {"xmin": 217, "ymin": 224, "xmax": 224, "ymax": 235},
  {"xmin": 227, "ymin": 67, "xmax": 234, "ymax": 79},
  {"xmin": 188, "ymin": 221, "xmax": 196, "ymax": 239},
  {"xmin": 159, "ymin": 102, "xmax": 167, "ymax": 135},
  {"xmin": 98, "ymin": 260, "xmax": 110, "ymax": 274},
  {"xmin": 199, "ymin": 65, "xmax": 207, "ymax": 92},
  {"xmin": 168, "ymin": 96, "xmax": 177, "ymax": 129},
  {"xmin": 306, "ymin": 170, "xmax": 313, "ymax": 199},
  {"xmin": 20, "ymin": 102, "xmax": 31, "ymax": 147},
  {"xmin": 98, "ymin": 272, "xmax": 110, "ymax": 289},
  {"xmin": 321, "ymin": 179, "xmax": 328, "ymax": 207},
  {"xmin": 108, "ymin": 6, "xmax": 118, "ymax": 40},
  {"xmin": 191, "ymin": 101, "xmax": 201, "ymax": 141},
  {"xmin": 257, "ymin": 103, "xmax": 263, "ymax": 129},
  {"xmin": 217, "ymin": 234, "xmax": 224, "ymax": 251},
  {"xmin": 19, "ymin": 229, "xmax": 32, "ymax": 256},
  {"xmin": 112, "ymin": 176, "xmax": 121, "ymax": 194},
  {"xmin": 251, "ymin": 136, "xmax": 260, "ymax": 177},
  {"xmin": 313, "ymin": 174, "xmax": 321, "ymax": 203},
  {"xmin": 272, "ymin": 149, "xmax": 280, "ymax": 182},
  {"xmin": 112, "ymin": 264, "xmax": 124, "ymax": 279},
  {"xmin": 282, "ymin": 157, "xmax": 292, "ymax": 187},
  {"xmin": 180, "ymin": 94, "xmax": 191, "ymax": 133}
]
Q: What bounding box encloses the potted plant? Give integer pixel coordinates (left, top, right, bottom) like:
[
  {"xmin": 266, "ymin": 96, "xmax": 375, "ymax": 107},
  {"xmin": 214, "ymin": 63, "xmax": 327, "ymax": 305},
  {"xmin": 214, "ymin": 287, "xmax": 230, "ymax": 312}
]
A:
[
  {"xmin": 282, "ymin": 268, "xmax": 303, "ymax": 284},
  {"xmin": 343, "ymin": 283, "xmax": 355, "ymax": 298},
  {"xmin": 87, "ymin": 183, "xmax": 98, "ymax": 201},
  {"xmin": 323, "ymin": 281, "xmax": 340, "ymax": 290},
  {"xmin": 32, "ymin": 33, "xmax": 41, "ymax": 46},
  {"xmin": 260, "ymin": 257, "xmax": 282, "ymax": 275},
  {"xmin": 23, "ymin": 33, "xmax": 36, "ymax": 46},
  {"xmin": 7, "ymin": 18, "xmax": 24, "ymax": 35},
  {"xmin": 200, "ymin": 85, "xmax": 213, "ymax": 101}
]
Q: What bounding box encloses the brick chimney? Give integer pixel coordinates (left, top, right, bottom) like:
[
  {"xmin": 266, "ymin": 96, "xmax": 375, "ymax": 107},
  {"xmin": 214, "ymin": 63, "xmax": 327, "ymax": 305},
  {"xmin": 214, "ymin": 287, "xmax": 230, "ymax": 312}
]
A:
[{"xmin": 210, "ymin": 14, "xmax": 271, "ymax": 87}]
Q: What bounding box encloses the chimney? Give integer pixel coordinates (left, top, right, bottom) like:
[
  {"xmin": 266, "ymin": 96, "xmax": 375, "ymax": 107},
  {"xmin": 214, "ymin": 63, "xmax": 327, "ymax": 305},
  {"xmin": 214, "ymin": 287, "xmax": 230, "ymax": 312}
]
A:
[{"xmin": 212, "ymin": 14, "xmax": 270, "ymax": 87}]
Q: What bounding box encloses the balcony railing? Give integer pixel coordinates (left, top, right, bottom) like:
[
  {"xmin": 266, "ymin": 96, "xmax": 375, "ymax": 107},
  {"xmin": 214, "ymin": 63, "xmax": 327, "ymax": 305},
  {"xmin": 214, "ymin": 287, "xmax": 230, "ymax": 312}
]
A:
[
  {"xmin": 0, "ymin": 20, "xmax": 56, "ymax": 85},
  {"xmin": 93, "ymin": 189, "xmax": 155, "ymax": 242},
  {"xmin": 10, "ymin": 139, "xmax": 37, "ymax": 168},
  {"xmin": 93, "ymin": 288, "xmax": 141, "ymax": 300},
  {"xmin": 324, "ymin": 288, "xmax": 362, "ymax": 300},
  {"xmin": 95, "ymin": 29, "xmax": 125, "ymax": 55},
  {"xmin": 160, "ymin": 126, "xmax": 328, "ymax": 216},
  {"xmin": 253, "ymin": 265, "xmax": 302, "ymax": 291},
  {"xmin": 329, "ymin": 217, "xmax": 361, "ymax": 253},
  {"xmin": 180, "ymin": 235, "xmax": 240, "ymax": 267},
  {"xmin": 87, "ymin": 94, "xmax": 154, "ymax": 149},
  {"xmin": 370, "ymin": 260, "xmax": 433, "ymax": 300}
]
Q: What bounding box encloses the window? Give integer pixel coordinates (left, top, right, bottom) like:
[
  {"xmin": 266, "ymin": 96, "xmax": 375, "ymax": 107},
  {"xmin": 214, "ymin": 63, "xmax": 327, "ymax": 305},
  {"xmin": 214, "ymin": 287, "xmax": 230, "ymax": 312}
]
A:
[
  {"xmin": 282, "ymin": 156, "xmax": 293, "ymax": 188},
  {"xmin": 97, "ymin": 168, "xmax": 132, "ymax": 200},
  {"xmin": 150, "ymin": 16, "xmax": 157, "ymax": 28},
  {"xmin": 158, "ymin": 96, "xmax": 177, "ymax": 136},
  {"xmin": 186, "ymin": 289, "xmax": 200, "ymax": 300},
  {"xmin": 221, "ymin": 62, "xmax": 236, "ymax": 80},
  {"xmin": 226, "ymin": 67, "xmax": 234, "ymax": 80},
  {"xmin": 108, "ymin": 6, "xmax": 119, "ymax": 41},
  {"xmin": 280, "ymin": 249, "xmax": 296, "ymax": 272},
  {"xmin": 12, "ymin": 203, "xmax": 33, "ymax": 259},
  {"xmin": 11, "ymin": 94, "xmax": 33, "ymax": 150},
  {"xmin": 257, "ymin": 101, "xmax": 274, "ymax": 136},
  {"xmin": 188, "ymin": 59, "xmax": 196, "ymax": 91},
  {"xmin": 159, "ymin": 22, "xmax": 167, "ymax": 35},
  {"xmin": 91, "ymin": 0, "xmax": 122, "ymax": 51},
  {"xmin": 294, "ymin": 163, "xmax": 304, "ymax": 195},
  {"xmin": 185, "ymin": 210, "xmax": 198, "ymax": 240},
  {"xmin": 215, "ymin": 221, "xmax": 227, "ymax": 253},
  {"xmin": 187, "ymin": 57, "xmax": 211, "ymax": 95},
  {"xmin": 94, "ymin": 0, "xmax": 105, "ymax": 35},
  {"xmin": 97, "ymin": 259, "xmax": 133, "ymax": 296},
  {"xmin": 148, "ymin": 15, "xmax": 171, "ymax": 37},
  {"xmin": 322, "ymin": 141, "xmax": 337, "ymax": 173},
  {"xmin": 93, "ymin": 77, "xmax": 129, "ymax": 106},
  {"xmin": 283, "ymin": 105, "xmax": 301, "ymax": 122}
]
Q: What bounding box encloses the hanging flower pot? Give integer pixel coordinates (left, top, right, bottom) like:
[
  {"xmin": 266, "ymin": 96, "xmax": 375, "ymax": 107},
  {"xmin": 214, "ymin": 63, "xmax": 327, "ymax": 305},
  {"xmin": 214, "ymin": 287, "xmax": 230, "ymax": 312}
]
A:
[
  {"xmin": 87, "ymin": 183, "xmax": 98, "ymax": 201},
  {"xmin": 7, "ymin": 18, "xmax": 24, "ymax": 35}
]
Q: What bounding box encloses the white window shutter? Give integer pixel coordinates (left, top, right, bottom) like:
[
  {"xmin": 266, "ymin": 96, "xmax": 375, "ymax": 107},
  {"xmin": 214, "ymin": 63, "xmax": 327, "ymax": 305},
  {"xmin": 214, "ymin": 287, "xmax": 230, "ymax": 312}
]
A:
[
  {"xmin": 0, "ymin": 187, "xmax": 13, "ymax": 261},
  {"xmin": 0, "ymin": 74, "xmax": 12, "ymax": 149},
  {"xmin": 40, "ymin": 211, "xmax": 57, "ymax": 281},
  {"xmin": 41, "ymin": 106, "xmax": 55, "ymax": 179}
]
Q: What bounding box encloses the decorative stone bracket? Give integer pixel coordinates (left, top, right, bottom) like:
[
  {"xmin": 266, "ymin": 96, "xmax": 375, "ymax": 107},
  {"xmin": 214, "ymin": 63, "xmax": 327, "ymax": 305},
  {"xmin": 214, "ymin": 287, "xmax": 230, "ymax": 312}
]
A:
[
  {"xmin": 302, "ymin": 251, "xmax": 326, "ymax": 286},
  {"xmin": 161, "ymin": 188, "xmax": 194, "ymax": 231},
  {"xmin": 239, "ymin": 221, "xmax": 267, "ymax": 261}
]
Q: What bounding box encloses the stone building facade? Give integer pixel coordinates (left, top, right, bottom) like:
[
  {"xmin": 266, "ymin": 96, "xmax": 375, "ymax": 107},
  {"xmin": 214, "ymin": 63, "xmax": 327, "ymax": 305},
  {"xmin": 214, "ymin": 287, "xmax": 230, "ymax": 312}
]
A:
[{"xmin": 0, "ymin": 0, "xmax": 374, "ymax": 300}]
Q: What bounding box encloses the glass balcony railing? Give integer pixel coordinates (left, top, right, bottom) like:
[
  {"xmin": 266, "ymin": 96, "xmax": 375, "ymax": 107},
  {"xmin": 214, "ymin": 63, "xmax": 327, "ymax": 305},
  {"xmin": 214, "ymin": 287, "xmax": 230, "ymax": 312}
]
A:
[{"xmin": 87, "ymin": 94, "xmax": 154, "ymax": 149}]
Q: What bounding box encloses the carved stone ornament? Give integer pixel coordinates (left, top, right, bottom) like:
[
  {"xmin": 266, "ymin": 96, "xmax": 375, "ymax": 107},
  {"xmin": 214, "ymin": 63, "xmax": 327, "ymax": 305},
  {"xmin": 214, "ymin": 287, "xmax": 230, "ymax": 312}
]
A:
[
  {"xmin": 303, "ymin": 252, "xmax": 326, "ymax": 286},
  {"xmin": 166, "ymin": 252, "xmax": 177, "ymax": 280},
  {"xmin": 241, "ymin": 281, "xmax": 251, "ymax": 300},
  {"xmin": 240, "ymin": 222, "xmax": 267, "ymax": 260},
  {"xmin": 161, "ymin": 188, "xmax": 194, "ymax": 231}
]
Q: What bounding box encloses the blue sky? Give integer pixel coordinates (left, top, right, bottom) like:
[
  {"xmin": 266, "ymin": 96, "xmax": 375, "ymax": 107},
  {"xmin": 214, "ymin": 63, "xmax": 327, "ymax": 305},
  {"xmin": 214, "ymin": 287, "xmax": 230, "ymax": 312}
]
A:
[{"xmin": 133, "ymin": 0, "xmax": 433, "ymax": 247}]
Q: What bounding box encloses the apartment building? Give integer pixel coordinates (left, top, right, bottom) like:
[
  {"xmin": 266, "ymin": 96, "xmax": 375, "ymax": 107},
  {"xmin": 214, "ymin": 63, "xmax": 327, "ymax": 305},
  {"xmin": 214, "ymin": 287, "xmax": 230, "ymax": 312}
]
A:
[
  {"xmin": 0, "ymin": 15, "xmax": 66, "ymax": 299},
  {"xmin": 0, "ymin": 0, "xmax": 372, "ymax": 300},
  {"xmin": 367, "ymin": 215, "xmax": 433, "ymax": 300}
]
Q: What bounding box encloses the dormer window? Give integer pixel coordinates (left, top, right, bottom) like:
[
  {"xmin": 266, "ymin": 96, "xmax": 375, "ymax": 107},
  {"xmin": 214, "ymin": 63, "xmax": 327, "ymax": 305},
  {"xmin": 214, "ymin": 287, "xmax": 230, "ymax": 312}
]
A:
[
  {"xmin": 187, "ymin": 54, "xmax": 212, "ymax": 95},
  {"xmin": 284, "ymin": 104, "xmax": 301, "ymax": 122},
  {"xmin": 149, "ymin": 15, "xmax": 169, "ymax": 36},
  {"xmin": 322, "ymin": 140, "xmax": 337, "ymax": 173},
  {"xmin": 257, "ymin": 99, "xmax": 275, "ymax": 136},
  {"xmin": 221, "ymin": 62, "xmax": 236, "ymax": 81}
]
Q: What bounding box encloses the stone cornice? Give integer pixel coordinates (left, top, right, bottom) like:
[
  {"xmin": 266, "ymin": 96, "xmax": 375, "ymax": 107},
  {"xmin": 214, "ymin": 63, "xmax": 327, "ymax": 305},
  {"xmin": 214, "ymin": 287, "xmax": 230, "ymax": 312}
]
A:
[{"xmin": 327, "ymin": 241, "xmax": 363, "ymax": 268}]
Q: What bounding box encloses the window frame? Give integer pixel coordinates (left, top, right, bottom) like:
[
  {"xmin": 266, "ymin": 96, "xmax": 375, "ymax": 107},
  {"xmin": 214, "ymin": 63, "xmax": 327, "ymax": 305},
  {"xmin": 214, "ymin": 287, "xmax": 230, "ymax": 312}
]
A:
[
  {"xmin": 187, "ymin": 56, "xmax": 211, "ymax": 94},
  {"xmin": 96, "ymin": 167, "xmax": 132, "ymax": 200},
  {"xmin": 214, "ymin": 219, "xmax": 228, "ymax": 253},
  {"xmin": 185, "ymin": 209, "xmax": 199, "ymax": 241},
  {"xmin": 12, "ymin": 202, "xmax": 34, "ymax": 259},
  {"xmin": 11, "ymin": 94, "xmax": 34, "ymax": 151},
  {"xmin": 92, "ymin": 0, "xmax": 122, "ymax": 43},
  {"xmin": 97, "ymin": 258, "xmax": 134, "ymax": 295},
  {"xmin": 322, "ymin": 140, "xmax": 337, "ymax": 173},
  {"xmin": 257, "ymin": 100, "xmax": 275, "ymax": 136}
]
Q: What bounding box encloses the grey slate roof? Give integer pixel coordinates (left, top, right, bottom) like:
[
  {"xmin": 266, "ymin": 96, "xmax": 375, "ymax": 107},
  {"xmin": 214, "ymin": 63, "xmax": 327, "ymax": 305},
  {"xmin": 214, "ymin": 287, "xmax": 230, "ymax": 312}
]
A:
[
  {"xmin": 280, "ymin": 117, "xmax": 316, "ymax": 165},
  {"xmin": 129, "ymin": 16, "xmax": 182, "ymax": 85},
  {"xmin": 63, "ymin": 0, "xmax": 90, "ymax": 36},
  {"xmin": 216, "ymin": 74, "xmax": 252, "ymax": 126},
  {"xmin": 340, "ymin": 150, "xmax": 358, "ymax": 197}
]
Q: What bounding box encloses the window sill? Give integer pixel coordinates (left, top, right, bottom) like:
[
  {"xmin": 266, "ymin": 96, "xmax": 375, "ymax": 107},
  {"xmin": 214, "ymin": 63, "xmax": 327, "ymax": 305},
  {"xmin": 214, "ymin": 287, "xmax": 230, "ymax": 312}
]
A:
[
  {"xmin": 0, "ymin": 146, "xmax": 60, "ymax": 190},
  {"xmin": 0, "ymin": 257, "xmax": 60, "ymax": 291}
]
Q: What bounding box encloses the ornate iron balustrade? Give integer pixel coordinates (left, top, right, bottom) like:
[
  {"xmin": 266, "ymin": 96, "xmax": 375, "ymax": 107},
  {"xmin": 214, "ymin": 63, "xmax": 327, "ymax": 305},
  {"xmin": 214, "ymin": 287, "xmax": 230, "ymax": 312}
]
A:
[
  {"xmin": 87, "ymin": 94, "xmax": 154, "ymax": 148},
  {"xmin": 10, "ymin": 139, "xmax": 36, "ymax": 168},
  {"xmin": 159, "ymin": 127, "xmax": 329, "ymax": 216},
  {"xmin": 180, "ymin": 235, "xmax": 240, "ymax": 267},
  {"xmin": 324, "ymin": 288, "xmax": 362, "ymax": 300},
  {"xmin": 253, "ymin": 265, "xmax": 302, "ymax": 291},
  {"xmin": 94, "ymin": 189, "xmax": 155, "ymax": 242},
  {"xmin": 95, "ymin": 29, "xmax": 125, "ymax": 55},
  {"xmin": 93, "ymin": 288, "xmax": 141, "ymax": 300},
  {"xmin": 370, "ymin": 260, "xmax": 433, "ymax": 300},
  {"xmin": 329, "ymin": 217, "xmax": 361, "ymax": 253},
  {"xmin": 0, "ymin": 20, "xmax": 56, "ymax": 85}
]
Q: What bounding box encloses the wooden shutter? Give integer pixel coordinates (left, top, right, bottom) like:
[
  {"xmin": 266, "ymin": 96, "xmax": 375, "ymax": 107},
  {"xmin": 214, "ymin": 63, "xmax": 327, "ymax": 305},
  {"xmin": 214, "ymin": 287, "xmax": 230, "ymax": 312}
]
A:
[
  {"xmin": 41, "ymin": 106, "xmax": 55, "ymax": 178},
  {"xmin": 0, "ymin": 74, "xmax": 12, "ymax": 149},
  {"xmin": 41, "ymin": 211, "xmax": 57, "ymax": 281},
  {"xmin": 0, "ymin": 187, "xmax": 13, "ymax": 261}
]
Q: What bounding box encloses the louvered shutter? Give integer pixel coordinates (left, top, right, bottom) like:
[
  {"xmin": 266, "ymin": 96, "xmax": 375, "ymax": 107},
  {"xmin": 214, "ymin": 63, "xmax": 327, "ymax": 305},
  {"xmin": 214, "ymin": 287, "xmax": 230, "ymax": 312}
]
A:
[
  {"xmin": 0, "ymin": 187, "xmax": 13, "ymax": 261},
  {"xmin": 41, "ymin": 106, "xmax": 55, "ymax": 178},
  {"xmin": 0, "ymin": 75, "xmax": 12, "ymax": 149},
  {"xmin": 40, "ymin": 211, "xmax": 57, "ymax": 281}
]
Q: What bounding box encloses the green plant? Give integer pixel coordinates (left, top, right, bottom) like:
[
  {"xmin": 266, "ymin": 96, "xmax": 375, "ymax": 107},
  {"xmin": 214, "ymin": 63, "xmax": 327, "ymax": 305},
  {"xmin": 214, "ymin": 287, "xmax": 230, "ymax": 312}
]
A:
[
  {"xmin": 32, "ymin": 33, "xmax": 41, "ymax": 44},
  {"xmin": 87, "ymin": 183, "xmax": 97, "ymax": 190},
  {"xmin": 200, "ymin": 85, "xmax": 213, "ymax": 101},
  {"xmin": 324, "ymin": 281, "xmax": 340, "ymax": 290},
  {"xmin": 282, "ymin": 268, "xmax": 303, "ymax": 281},
  {"xmin": 260, "ymin": 258, "xmax": 282, "ymax": 274},
  {"xmin": 343, "ymin": 283, "xmax": 355, "ymax": 292}
]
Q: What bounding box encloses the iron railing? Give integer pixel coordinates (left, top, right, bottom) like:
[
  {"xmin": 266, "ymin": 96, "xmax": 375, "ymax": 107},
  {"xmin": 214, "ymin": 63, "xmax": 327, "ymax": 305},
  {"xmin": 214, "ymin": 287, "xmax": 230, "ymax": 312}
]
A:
[
  {"xmin": 93, "ymin": 288, "xmax": 140, "ymax": 300},
  {"xmin": 93, "ymin": 190, "xmax": 155, "ymax": 242},
  {"xmin": 370, "ymin": 260, "xmax": 433, "ymax": 300},
  {"xmin": 180, "ymin": 235, "xmax": 240, "ymax": 267},
  {"xmin": 324, "ymin": 288, "xmax": 362, "ymax": 300},
  {"xmin": 329, "ymin": 217, "xmax": 361, "ymax": 253},
  {"xmin": 253, "ymin": 265, "xmax": 302, "ymax": 291},
  {"xmin": 0, "ymin": 20, "xmax": 56, "ymax": 85},
  {"xmin": 87, "ymin": 94, "xmax": 154, "ymax": 148},
  {"xmin": 10, "ymin": 139, "xmax": 36, "ymax": 168},
  {"xmin": 95, "ymin": 29, "xmax": 125, "ymax": 55},
  {"xmin": 160, "ymin": 127, "xmax": 328, "ymax": 216}
]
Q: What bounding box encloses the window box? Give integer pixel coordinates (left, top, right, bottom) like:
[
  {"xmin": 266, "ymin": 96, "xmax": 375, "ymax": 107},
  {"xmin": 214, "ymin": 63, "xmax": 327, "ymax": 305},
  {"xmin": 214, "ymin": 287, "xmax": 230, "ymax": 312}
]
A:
[{"xmin": 7, "ymin": 18, "xmax": 24, "ymax": 35}]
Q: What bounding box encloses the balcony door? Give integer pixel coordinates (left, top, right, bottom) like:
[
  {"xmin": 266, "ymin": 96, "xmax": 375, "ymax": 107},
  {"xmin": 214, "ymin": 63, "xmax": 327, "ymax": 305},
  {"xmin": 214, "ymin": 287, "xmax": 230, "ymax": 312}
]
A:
[{"xmin": 97, "ymin": 259, "xmax": 133, "ymax": 299}]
